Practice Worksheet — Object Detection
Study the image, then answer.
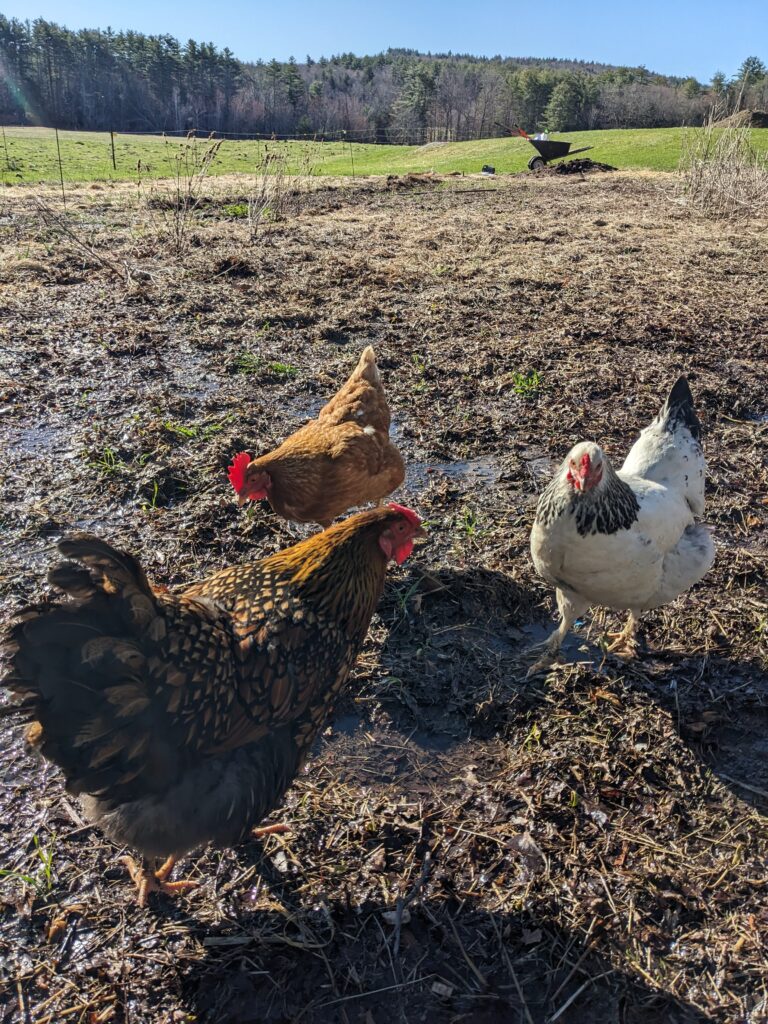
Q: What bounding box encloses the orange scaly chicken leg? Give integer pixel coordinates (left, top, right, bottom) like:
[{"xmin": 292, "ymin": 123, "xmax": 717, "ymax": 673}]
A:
[
  {"xmin": 606, "ymin": 611, "xmax": 640, "ymax": 659},
  {"xmin": 120, "ymin": 855, "xmax": 198, "ymax": 908},
  {"xmin": 251, "ymin": 823, "xmax": 291, "ymax": 839}
]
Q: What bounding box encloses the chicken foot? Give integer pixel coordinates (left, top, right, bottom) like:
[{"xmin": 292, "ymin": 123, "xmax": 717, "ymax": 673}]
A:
[
  {"xmin": 525, "ymin": 630, "xmax": 566, "ymax": 679},
  {"xmin": 525, "ymin": 588, "xmax": 588, "ymax": 678},
  {"xmin": 606, "ymin": 611, "xmax": 640, "ymax": 659},
  {"xmin": 120, "ymin": 855, "xmax": 198, "ymax": 908},
  {"xmin": 251, "ymin": 823, "xmax": 291, "ymax": 839}
]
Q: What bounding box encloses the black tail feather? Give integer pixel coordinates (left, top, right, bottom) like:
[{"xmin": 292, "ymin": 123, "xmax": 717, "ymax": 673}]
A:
[
  {"xmin": 1, "ymin": 533, "xmax": 164, "ymax": 799},
  {"xmin": 661, "ymin": 376, "xmax": 701, "ymax": 440},
  {"xmin": 48, "ymin": 563, "xmax": 100, "ymax": 600},
  {"xmin": 56, "ymin": 533, "xmax": 153, "ymax": 596}
]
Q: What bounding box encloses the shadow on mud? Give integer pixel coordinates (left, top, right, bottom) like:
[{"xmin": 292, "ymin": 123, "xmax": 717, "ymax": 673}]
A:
[
  {"xmin": 370, "ymin": 563, "xmax": 768, "ymax": 811},
  {"xmin": 182, "ymin": 899, "xmax": 713, "ymax": 1024},
  {"xmin": 372, "ymin": 565, "xmax": 539, "ymax": 739}
]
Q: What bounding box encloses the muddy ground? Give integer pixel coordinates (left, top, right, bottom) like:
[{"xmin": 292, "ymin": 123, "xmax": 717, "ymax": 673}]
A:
[{"xmin": 0, "ymin": 171, "xmax": 767, "ymax": 1023}]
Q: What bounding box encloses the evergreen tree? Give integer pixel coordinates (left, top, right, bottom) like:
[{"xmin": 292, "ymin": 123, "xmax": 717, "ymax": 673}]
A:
[
  {"xmin": 711, "ymin": 71, "xmax": 727, "ymax": 94},
  {"xmin": 0, "ymin": 22, "xmax": 719, "ymax": 140},
  {"xmin": 544, "ymin": 76, "xmax": 581, "ymax": 131},
  {"xmin": 737, "ymin": 56, "xmax": 766, "ymax": 84},
  {"xmin": 283, "ymin": 56, "xmax": 304, "ymax": 111}
]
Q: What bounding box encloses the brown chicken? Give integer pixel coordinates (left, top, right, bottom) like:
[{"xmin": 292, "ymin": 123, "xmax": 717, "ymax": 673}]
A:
[
  {"xmin": 229, "ymin": 345, "xmax": 405, "ymax": 527},
  {"xmin": 4, "ymin": 504, "xmax": 424, "ymax": 905}
]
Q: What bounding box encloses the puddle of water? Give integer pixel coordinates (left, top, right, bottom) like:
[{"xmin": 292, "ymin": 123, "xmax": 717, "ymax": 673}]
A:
[
  {"xmin": 71, "ymin": 507, "xmax": 128, "ymax": 533},
  {"xmin": 524, "ymin": 455, "xmax": 557, "ymax": 485},
  {"xmin": 168, "ymin": 350, "xmax": 220, "ymax": 402},
  {"xmin": 405, "ymin": 456, "xmax": 499, "ymax": 491},
  {"xmin": 314, "ymin": 711, "xmax": 464, "ymax": 787},
  {"xmin": 0, "ymin": 721, "xmax": 31, "ymax": 787},
  {"xmin": 6, "ymin": 422, "xmax": 78, "ymax": 458},
  {"xmin": 329, "ymin": 712, "xmax": 455, "ymax": 754}
]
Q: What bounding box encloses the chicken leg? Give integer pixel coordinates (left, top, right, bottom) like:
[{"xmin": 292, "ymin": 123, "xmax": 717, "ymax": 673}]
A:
[
  {"xmin": 606, "ymin": 611, "xmax": 640, "ymax": 659},
  {"xmin": 526, "ymin": 588, "xmax": 589, "ymax": 678},
  {"xmin": 120, "ymin": 855, "xmax": 198, "ymax": 908},
  {"xmin": 251, "ymin": 823, "xmax": 291, "ymax": 839}
]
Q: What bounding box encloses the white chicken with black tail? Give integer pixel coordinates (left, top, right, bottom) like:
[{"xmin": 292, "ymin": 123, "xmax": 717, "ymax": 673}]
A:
[{"xmin": 529, "ymin": 376, "xmax": 715, "ymax": 673}]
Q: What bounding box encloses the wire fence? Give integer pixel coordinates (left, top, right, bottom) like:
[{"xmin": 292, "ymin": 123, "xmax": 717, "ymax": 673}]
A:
[
  {"xmin": 4, "ymin": 123, "xmax": 503, "ymax": 142},
  {"xmin": 120, "ymin": 126, "xmax": 476, "ymax": 141},
  {"xmin": 0, "ymin": 123, "xmax": 524, "ymax": 187}
]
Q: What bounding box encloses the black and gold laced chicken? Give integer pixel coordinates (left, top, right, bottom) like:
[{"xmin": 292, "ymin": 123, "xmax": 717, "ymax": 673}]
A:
[{"xmin": 3, "ymin": 504, "xmax": 424, "ymax": 905}]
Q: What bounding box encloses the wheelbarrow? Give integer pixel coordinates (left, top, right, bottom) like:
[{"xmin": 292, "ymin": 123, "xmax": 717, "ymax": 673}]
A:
[{"xmin": 501, "ymin": 124, "xmax": 594, "ymax": 170}]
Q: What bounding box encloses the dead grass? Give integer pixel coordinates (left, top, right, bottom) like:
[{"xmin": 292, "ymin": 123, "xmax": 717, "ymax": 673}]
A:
[
  {"xmin": 140, "ymin": 133, "xmax": 224, "ymax": 258},
  {"xmin": 0, "ymin": 171, "xmax": 767, "ymax": 1024},
  {"xmin": 679, "ymin": 113, "xmax": 768, "ymax": 218}
]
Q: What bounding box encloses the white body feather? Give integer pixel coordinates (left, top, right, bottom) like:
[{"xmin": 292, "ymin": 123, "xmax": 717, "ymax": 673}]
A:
[
  {"xmin": 532, "ymin": 479, "xmax": 712, "ymax": 611},
  {"xmin": 531, "ymin": 380, "xmax": 715, "ymax": 623}
]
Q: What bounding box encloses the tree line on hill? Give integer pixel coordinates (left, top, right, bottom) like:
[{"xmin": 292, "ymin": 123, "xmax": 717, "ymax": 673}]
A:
[{"xmin": 1, "ymin": 17, "xmax": 766, "ymax": 141}]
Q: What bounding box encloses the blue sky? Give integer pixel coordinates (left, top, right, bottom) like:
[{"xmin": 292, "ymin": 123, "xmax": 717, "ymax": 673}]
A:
[{"xmin": 3, "ymin": 0, "xmax": 765, "ymax": 81}]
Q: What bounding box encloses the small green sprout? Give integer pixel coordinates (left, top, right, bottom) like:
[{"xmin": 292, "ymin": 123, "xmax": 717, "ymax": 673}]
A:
[{"xmin": 510, "ymin": 370, "xmax": 542, "ymax": 397}]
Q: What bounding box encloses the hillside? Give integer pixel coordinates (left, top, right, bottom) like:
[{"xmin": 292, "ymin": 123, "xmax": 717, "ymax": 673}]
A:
[
  {"xmin": 2, "ymin": 16, "xmax": 766, "ymax": 141},
  {"xmin": 3, "ymin": 125, "xmax": 768, "ymax": 184}
]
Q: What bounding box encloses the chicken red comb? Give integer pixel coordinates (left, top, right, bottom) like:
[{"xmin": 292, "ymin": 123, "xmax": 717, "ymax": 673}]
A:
[
  {"xmin": 228, "ymin": 451, "xmax": 252, "ymax": 493},
  {"xmin": 388, "ymin": 502, "xmax": 421, "ymax": 527}
]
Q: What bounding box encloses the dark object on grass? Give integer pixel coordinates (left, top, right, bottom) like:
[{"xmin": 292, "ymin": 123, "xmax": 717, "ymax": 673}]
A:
[
  {"xmin": 524, "ymin": 136, "xmax": 594, "ymax": 170},
  {"xmin": 481, "ymin": 164, "xmax": 495, "ymax": 175},
  {"xmin": 546, "ymin": 158, "xmax": 617, "ymax": 175}
]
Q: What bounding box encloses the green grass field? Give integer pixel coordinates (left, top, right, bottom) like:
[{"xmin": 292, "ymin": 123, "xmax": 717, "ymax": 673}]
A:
[{"xmin": 2, "ymin": 125, "xmax": 768, "ymax": 183}]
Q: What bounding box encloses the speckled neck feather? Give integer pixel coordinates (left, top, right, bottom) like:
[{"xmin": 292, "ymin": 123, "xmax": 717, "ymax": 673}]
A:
[{"xmin": 536, "ymin": 459, "xmax": 640, "ymax": 537}]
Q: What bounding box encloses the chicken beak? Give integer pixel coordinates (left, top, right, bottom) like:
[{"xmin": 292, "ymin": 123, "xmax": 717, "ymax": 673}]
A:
[
  {"xmin": 237, "ymin": 494, "xmax": 248, "ymax": 507},
  {"xmin": 413, "ymin": 525, "xmax": 427, "ymax": 539}
]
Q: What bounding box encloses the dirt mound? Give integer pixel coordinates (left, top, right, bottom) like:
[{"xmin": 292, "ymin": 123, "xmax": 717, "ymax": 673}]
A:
[
  {"xmin": 542, "ymin": 158, "xmax": 617, "ymax": 175},
  {"xmin": 716, "ymin": 109, "xmax": 768, "ymax": 128},
  {"xmin": 386, "ymin": 172, "xmax": 442, "ymax": 188}
]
